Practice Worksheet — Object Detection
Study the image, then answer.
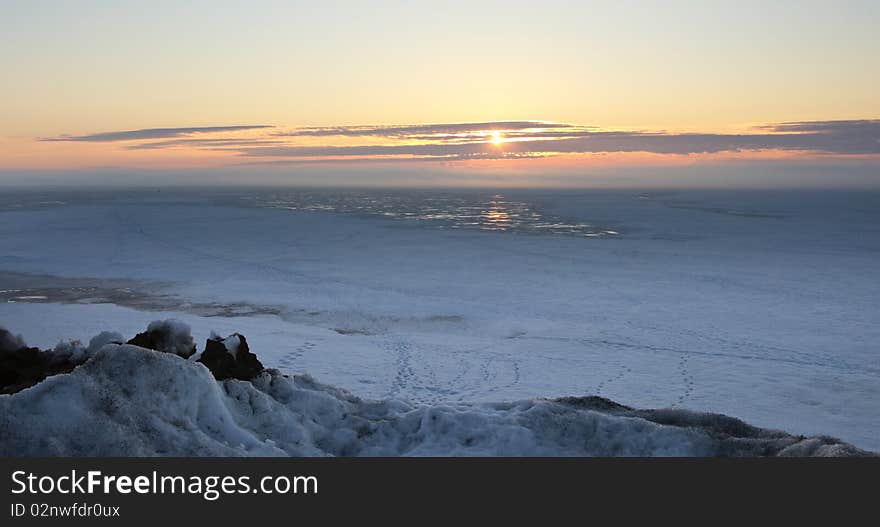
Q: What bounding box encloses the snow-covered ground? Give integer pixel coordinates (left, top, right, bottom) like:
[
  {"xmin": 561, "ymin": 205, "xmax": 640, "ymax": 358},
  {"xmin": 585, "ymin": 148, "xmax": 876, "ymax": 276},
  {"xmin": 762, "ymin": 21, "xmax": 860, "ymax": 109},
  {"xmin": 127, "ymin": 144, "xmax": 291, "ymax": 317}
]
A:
[
  {"xmin": 1, "ymin": 188, "xmax": 878, "ymax": 451},
  {"xmin": 1, "ymin": 341, "xmax": 865, "ymax": 456}
]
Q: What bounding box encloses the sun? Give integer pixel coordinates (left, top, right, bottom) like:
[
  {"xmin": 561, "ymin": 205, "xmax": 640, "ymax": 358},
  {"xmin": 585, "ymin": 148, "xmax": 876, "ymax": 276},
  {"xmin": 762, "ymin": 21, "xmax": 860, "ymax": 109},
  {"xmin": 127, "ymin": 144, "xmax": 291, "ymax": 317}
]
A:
[{"xmin": 490, "ymin": 131, "xmax": 504, "ymax": 145}]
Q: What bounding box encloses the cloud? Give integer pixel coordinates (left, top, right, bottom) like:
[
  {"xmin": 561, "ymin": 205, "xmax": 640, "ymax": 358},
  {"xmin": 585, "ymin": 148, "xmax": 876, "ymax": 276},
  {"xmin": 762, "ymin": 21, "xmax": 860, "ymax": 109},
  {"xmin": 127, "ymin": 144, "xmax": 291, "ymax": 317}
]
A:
[
  {"xmin": 124, "ymin": 138, "xmax": 286, "ymax": 150},
  {"xmin": 42, "ymin": 125, "xmax": 272, "ymax": 142},
  {"xmin": 39, "ymin": 120, "xmax": 880, "ymax": 162},
  {"xmin": 759, "ymin": 120, "xmax": 880, "ymax": 134},
  {"xmin": 235, "ymin": 152, "xmax": 547, "ymax": 166},
  {"xmin": 751, "ymin": 120, "xmax": 880, "ymax": 154},
  {"xmin": 275, "ymin": 121, "xmax": 574, "ymax": 138},
  {"xmin": 238, "ymin": 119, "xmax": 880, "ymax": 159}
]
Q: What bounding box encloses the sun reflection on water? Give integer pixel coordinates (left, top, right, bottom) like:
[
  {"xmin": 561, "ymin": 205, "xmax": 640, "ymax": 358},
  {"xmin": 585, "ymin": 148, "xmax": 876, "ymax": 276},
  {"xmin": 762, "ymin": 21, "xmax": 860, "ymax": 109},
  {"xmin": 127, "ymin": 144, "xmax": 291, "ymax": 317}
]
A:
[
  {"xmin": 481, "ymin": 199, "xmax": 512, "ymax": 230},
  {"xmin": 254, "ymin": 191, "xmax": 619, "ymax": 238}
]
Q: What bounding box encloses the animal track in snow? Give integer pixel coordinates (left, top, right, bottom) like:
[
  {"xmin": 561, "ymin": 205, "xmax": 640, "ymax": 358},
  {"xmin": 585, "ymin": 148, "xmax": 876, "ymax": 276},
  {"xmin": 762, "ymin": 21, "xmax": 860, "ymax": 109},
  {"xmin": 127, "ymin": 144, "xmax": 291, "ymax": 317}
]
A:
[{"xmin": 278, "ymin": 341, "xmax": 316, "ymax": 369}]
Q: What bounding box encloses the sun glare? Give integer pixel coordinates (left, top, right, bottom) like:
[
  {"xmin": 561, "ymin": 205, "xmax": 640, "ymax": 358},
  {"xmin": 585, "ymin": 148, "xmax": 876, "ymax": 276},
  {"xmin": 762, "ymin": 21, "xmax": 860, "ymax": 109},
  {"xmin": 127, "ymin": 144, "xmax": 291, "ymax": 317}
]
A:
[{"xmin": 491, "ymin": 131, "xmax": 504, "ymax": 145}]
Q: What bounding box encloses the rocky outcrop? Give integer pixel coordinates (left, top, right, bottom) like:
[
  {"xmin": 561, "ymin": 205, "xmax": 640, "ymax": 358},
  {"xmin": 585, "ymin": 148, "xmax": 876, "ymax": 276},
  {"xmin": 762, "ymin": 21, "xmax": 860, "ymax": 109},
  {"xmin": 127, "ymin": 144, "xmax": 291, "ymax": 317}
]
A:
[
  {"xmin": 126, "ymin": 319, "xmax": 195, "ymax": 358},
  {"xmin": 0, "ymin": 329, "xmax": 80, "ymax": 394},
  {"xmin": 2, "ymin": 320, "xmax": 264, "ymax": 393},
  {"xmin": 197, "ymin": 333, "xmax": 264, "ymax": 381}
]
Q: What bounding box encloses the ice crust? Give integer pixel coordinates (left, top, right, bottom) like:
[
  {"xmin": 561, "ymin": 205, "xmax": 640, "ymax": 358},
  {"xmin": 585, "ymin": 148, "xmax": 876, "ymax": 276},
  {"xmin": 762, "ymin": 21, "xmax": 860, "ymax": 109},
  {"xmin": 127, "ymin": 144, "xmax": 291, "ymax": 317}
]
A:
[
  {"xmin": 0, "ymin": 341, "xmax": 867, "ymax": 457},
  {"xmin": 1, "ymin": 189, "xmax": 878, "ymax": 450}
]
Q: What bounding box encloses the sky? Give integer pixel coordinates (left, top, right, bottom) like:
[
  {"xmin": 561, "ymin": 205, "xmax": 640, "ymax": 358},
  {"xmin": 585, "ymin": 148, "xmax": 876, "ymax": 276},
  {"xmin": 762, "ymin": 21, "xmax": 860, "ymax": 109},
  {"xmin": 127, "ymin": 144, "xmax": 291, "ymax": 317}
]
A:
[{"xmin": 1, "ymin": 0, "xmax": 878, "ymax": 187}]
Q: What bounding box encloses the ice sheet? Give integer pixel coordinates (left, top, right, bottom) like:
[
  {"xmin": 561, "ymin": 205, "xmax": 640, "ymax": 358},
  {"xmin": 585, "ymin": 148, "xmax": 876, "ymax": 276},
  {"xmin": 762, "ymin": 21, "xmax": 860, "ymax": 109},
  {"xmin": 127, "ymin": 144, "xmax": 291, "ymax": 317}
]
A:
[{"xmin": 0, "ymin": 189, "xmax": 877, "ymax": 450}]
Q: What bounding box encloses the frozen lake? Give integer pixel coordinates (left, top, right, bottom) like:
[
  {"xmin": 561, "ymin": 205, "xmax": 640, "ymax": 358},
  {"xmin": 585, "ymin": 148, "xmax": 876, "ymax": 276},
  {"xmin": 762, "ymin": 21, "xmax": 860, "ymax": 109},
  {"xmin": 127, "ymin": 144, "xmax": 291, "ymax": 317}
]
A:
[{"xmin": 0, "ymin": 188, "xmax": 878, "ymax": 450}]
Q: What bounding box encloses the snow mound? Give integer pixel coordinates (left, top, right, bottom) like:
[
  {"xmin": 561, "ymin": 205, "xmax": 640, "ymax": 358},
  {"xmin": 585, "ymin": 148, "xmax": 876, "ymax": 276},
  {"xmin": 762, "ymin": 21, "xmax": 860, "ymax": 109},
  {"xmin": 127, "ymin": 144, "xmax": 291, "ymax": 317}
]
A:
[
  {"xmin": 0, "ymin": 343, "xmax": 870, "ymax": 457},
  {"xmin": 87, "ymin": 331, "xmax": 125, "ymax": 353}
]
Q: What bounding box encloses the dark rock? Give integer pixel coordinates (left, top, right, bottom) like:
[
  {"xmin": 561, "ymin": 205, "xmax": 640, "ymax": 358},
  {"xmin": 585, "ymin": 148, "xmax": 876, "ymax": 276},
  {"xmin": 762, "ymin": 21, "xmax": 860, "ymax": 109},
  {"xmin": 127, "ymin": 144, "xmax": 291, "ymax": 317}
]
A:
[
  {"xmin": 126, "ymin": 320, "xmax": 195, "ymax": 358},
  {"xmin": 127, "ymin": 332, "xmax": 161, "ymax": 351},
  {"xmin": 0, "ymin": 327, "xmax": 28, "ymax": 354},
  {"xmin": 197, "ymin": 333, "xmax": 264, "ymax": 381},
  {"xmin": 0, "ymin": 328, "xmax": 79, "ymax": 394},
  {"xmin": 555, "ymin": 395, "xmax": 634, "ymax": 412}
]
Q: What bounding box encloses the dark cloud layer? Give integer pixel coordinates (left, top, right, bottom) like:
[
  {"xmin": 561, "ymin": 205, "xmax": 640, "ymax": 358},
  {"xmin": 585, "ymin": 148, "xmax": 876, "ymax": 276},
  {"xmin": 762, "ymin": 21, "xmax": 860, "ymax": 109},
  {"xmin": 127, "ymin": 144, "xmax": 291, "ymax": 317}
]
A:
[
  {"xmin": 276, "ymin": 121, "xmax": 573, "ymax": 138},
  {"xmin": 43, "ymin": 125, "xmax": 272, "ymax": 142},
  {"xmin": 40, "ymin": 120, "xmax": 880, "ymax": 161},
  {"xmin": 241, "ymin": 120, "xmax": 880, "ymax": 159},
  {"xmin": 125, "ymin": 138, "xmax": 286, "ymax": 150},
  {"xmin": 760, "ymin": 120, "xmax": 880, "ymax": 133}
]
